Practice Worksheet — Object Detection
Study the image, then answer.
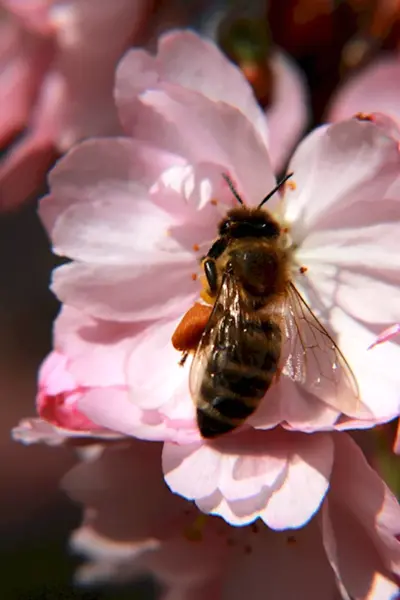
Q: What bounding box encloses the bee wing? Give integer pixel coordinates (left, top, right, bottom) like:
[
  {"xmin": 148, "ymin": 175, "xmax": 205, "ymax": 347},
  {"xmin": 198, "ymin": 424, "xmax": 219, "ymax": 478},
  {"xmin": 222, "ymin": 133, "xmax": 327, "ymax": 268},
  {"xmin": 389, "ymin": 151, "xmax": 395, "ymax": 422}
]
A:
[
  {"xmin": 189, "ymin": 271, "xmax": 250, "ymax": 400},
  {"xmin": 281, "ymin": 282, "xmax": 370, "ymax": 418}
]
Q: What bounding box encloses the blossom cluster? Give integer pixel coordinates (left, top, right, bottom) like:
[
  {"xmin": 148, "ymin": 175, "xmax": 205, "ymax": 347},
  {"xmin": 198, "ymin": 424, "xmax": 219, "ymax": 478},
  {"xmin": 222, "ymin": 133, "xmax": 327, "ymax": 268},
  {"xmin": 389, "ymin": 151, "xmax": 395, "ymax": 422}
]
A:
[{"xmin": 6, "ymin": 6, "xmax": 400, "ymax": 599}]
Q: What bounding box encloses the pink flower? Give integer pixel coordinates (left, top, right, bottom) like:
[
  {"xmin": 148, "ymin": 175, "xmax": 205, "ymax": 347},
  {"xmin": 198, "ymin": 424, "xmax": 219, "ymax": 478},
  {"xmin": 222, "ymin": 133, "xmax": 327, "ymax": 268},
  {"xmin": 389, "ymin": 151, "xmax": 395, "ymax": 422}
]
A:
[
  {"xmin": 63, "ymin": 434, "xmax": 400, "ymax": 599},
  {"xmin": 326, "ymin": 53, "xmax": 400, "ymax": 125},
  {"xmin": 0, "ymin": 0, "xmax": 153, "ymax": 210},
  {"xmin": 41, "ymin": 114, "xmax": 400, "ymax": 433},
  {"xmin": 37, "ymin": 41, "xmax": 400, "ymax": 519}
]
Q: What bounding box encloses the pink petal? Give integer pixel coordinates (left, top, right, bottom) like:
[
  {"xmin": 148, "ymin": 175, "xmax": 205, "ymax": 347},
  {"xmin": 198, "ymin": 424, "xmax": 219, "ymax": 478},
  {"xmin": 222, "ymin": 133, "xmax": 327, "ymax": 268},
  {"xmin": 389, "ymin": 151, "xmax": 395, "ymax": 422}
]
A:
[
  {"xmin": 40, "ymin": 138, "xmax": 188, "ymax": 264},
  {"xmin": 125, "ymin": 317, "xmax": 193, "ymax": 413},
  {"xmin": 223, "ymin": 519, "xmax": 338, "ymax": 600},
  {"xmin": 0, "ymin": 14, "xmax": 52, "ymax": 146},
  {"xmin": 250, "ymin": 376, "xmax": 341, "ymax": 432},
  {"xmin": 330, "ymin": 309, "xmax": 400, "ymax": 422},
  {"xmin": 284, "ymin": 118, "xmax": 400, "ymax": 234},
  {"xmin": 327, "ymin": 55, "xmax": 400, "ymax": 124},
  {"xmin": 40, "ymin": 0, "xmax": 152, "ymax": 151},
  {"xmin": 78, "ymin": 387, "xmax": 199, "ymax": 445},
  {"xmin": 163, "ymin": 430, "xmax": 333, "ymax": 528},
  {"xmin": 117, "ymin": 81, "xmax": 275, "ymax": 206},
  {"xmin": 261, "ymin": 432, "xmax": 334, "ymax": 529},
  {"xmin": 0, "ymin": 133, "xmax": 56, "ymax": 211},
  {"xmin": 63, "ymin": 439, "xmax": 189, "ymax": 542},
  {"xmin": 116, "ymin": 29, "xmax": 269, "ymax": 149},
  {"xmin": 54, "ymin": 305, "xmax": 143, "ymax": 388},
  {"xmin": 11, "ymin": 417, "xmax": 120, "ymax": 445},
  {"xmin": 368, "ymin": 324, "xmax": 400, "ymax": 349},
  {"xmin": 12, "ymin": 417, "xmax": 69, "ymax": 446},
  {"xmin": 52, "ymin": 260, "xmax": 197, "ymax": 322},
  {"xmin": 2, "ymin": 0, "xmax": 53, "ymax": 34},
  {"xmin": 321, "ymin": 433, "xmax": 400, "ymax": 597},
  {"xmin": 267, "ymin": 51, "xmax": 309, "ymax": 173}
]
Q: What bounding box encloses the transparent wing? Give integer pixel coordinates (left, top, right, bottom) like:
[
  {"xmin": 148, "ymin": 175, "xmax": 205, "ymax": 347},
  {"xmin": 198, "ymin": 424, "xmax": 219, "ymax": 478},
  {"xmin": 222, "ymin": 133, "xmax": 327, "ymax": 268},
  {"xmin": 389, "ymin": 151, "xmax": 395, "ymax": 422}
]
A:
[
  {"xmin": 189, "ymin": 271, "xmax": 254, "ymax": 401},
  {"xmin": 282, "ymin": 282, "xmax": 370, "ymax": 418}
]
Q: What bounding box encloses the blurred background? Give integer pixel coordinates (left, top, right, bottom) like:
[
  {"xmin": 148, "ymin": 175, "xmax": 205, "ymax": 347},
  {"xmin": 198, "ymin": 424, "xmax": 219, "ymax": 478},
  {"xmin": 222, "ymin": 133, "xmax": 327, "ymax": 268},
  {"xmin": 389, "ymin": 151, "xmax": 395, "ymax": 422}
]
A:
[{"xmin": 1, "ymin": 0, "xmax": 400, "ymax": 597}]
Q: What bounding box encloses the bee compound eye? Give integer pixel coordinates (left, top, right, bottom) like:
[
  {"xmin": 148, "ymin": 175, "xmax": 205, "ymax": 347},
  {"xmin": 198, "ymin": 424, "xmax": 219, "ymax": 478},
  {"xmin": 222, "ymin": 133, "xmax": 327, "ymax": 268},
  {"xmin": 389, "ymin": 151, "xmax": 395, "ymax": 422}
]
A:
[
  {"xmin": 203, "ymin": 259, "xmax": 218, "ymax": 293},
  {"xmin": 219, "ymin": 220, "xmax": 230, "ymax": 234}
]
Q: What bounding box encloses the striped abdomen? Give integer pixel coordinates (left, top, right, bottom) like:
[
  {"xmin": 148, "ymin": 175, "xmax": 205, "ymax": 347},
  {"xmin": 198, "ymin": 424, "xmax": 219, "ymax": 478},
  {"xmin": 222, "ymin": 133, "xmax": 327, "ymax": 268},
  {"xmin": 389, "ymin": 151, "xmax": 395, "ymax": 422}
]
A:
[{"xmin": 197, "ymin": 318, "xmax": 282, "ymax": 438}]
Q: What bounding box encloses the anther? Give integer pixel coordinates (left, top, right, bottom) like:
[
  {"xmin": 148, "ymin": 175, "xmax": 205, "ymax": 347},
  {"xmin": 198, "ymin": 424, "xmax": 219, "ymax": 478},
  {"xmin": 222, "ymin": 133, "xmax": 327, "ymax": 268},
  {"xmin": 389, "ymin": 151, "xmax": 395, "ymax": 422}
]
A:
[
  {"xmin": 193, "ymin": 243, "xmax": 200, "ymax": 252},
  {"xmin": 299, "ymin": 266, "xmax": 308, "ymax": 274},
  {"xmin": 287, "ymin": 180, "xmax": 297, "ymax": 191},
  {"xmin": 355, "ymin": 112, "xmax": 373, "ymax": 122},
  {"xmin": 210, "ymin": 199, "xmax": 218, "ymax": 206},
  {"xmin": 191, "ymin": 273, "xmax": 198, "ymax": 281}
]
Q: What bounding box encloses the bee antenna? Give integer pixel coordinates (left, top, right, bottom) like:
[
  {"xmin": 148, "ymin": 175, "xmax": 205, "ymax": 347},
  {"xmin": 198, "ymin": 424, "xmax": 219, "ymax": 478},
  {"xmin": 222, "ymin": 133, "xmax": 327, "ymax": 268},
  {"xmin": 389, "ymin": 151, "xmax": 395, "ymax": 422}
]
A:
[
  {"xmin": 258, "ymin": 172, "xmax": 294, "ymax": 208},
  {"xmin": 222, "ymin": 173, "xmax": 244, "ymax": 205}
]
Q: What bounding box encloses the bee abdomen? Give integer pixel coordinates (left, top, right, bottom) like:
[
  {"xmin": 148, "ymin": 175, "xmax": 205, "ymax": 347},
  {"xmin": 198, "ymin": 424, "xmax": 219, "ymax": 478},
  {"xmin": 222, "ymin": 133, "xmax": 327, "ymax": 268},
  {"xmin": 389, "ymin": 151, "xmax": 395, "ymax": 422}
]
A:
[{"xmin": 197, "ymin": 318, "xmax": 282, "ymax": 439}]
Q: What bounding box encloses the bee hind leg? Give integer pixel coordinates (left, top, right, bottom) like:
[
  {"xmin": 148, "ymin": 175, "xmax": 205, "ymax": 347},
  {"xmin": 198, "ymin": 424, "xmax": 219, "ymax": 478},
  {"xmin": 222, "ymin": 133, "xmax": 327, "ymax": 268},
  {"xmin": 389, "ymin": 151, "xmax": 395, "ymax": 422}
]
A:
[{"xmin": 179, "ymin": 352, "xmax": 189, "ymax": 367}]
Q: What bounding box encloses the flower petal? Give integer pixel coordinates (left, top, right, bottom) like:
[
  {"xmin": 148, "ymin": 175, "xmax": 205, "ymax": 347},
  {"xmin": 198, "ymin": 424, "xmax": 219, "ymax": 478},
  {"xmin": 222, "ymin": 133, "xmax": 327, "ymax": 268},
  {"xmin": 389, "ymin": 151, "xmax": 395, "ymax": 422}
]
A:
[
  {"xmin": 267, "ymin": 51, "xmax": 309, "ymax": 173},
  {"xmin": 163, "ymin": 430, "xmax": 333, "ymax": 528},
  {"xmin": 285, "ymin": 118, "xmax": 400, "ymax": 235},
  {"xmin": 40, "ymin": 138, "xmax": 188, "ymax": 264},
  {"xmin": 115, "ymin": 29, "xmax": 269, "ymax": 149},
  {"xmin": 321, "ymin": 433, "xmax": 400, "ymax": 598},
  {"xmin": 119, "ymin": 81, "xmax": 275, "ymax": 206},
  {"xmin": 261, "ymin": 432, "xmax": 334, "ymax": 529},
  {"xmin": 52, "ymin": 260, "xmax": 197, "ymax": 322},
  {"xmin": 327, "ymin": 56, "xmax": 400, "ymax": 124},
  {"xmin": 223, "ymin": 520, "xmax": 338, "ymax": 600}
]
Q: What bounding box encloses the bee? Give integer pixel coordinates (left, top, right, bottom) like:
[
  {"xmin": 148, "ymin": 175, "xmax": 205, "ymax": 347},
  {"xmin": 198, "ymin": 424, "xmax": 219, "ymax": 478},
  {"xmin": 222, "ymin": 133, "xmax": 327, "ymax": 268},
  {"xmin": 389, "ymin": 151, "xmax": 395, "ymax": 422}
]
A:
[{"xmin": 172, "ymin": 174, "xmax": 363, "ymax": 439}]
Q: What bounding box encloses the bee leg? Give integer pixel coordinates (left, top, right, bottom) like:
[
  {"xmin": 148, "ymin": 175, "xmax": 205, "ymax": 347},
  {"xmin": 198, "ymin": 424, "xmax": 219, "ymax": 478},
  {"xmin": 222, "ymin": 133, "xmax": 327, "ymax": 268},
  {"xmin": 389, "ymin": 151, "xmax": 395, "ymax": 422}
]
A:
[
  {"xmin": 179, "ymin": 352, "xmax": 189, "ymax": 367},
  {"xmin": 203, "ymin": 258, "xmax": 218, "ymax": 294}
]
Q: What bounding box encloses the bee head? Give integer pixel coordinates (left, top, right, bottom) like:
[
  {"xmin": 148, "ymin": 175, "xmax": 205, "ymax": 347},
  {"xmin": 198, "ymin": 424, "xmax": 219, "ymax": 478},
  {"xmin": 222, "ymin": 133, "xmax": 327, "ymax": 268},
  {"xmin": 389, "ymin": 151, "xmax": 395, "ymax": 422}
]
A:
[{"xmin": 218, "ymin": 208, "xmax": 280, "ymax": 239}]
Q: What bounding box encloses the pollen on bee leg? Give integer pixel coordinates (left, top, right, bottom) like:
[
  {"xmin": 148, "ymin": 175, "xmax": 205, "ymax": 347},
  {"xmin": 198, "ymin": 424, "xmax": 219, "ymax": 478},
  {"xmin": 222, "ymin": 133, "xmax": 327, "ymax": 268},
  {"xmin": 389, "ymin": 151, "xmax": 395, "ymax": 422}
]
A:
[{"xmin": 171, "ymin": 302, "xmax": 212, "ymax": 352}]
